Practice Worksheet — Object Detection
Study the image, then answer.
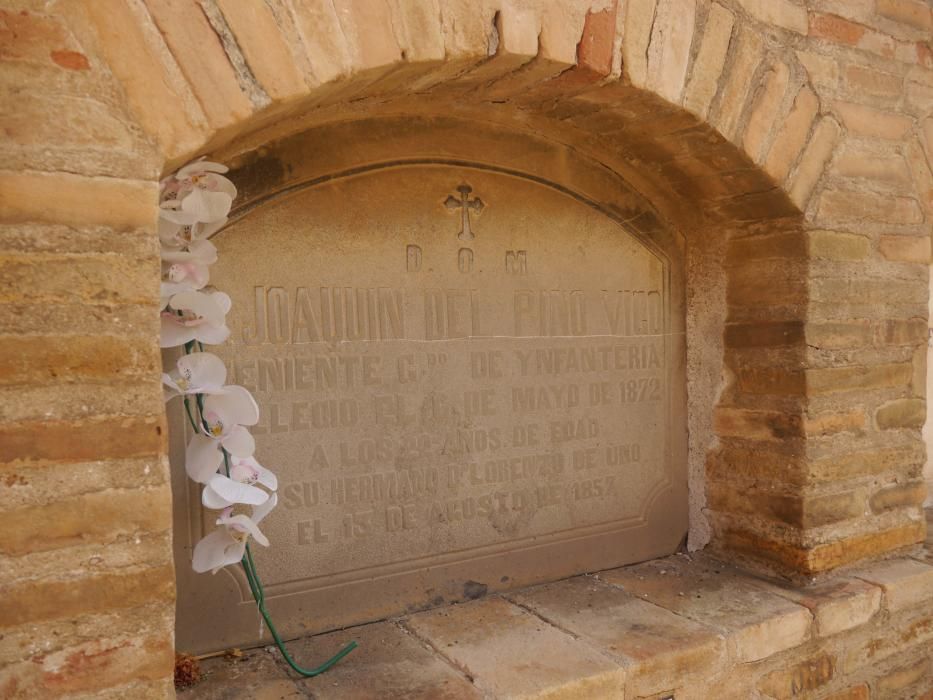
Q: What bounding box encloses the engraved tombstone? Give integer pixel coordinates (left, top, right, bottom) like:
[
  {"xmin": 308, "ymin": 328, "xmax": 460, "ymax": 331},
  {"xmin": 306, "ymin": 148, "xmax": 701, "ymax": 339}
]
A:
[{"xmin": 172, "ymin": 164, "xmax": 687, "ymax": 652}]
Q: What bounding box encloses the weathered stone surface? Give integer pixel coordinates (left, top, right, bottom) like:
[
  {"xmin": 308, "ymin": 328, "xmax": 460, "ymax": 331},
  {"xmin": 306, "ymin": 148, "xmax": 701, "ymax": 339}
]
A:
[
  {"xmin": 748, "ymin": 577, "xmax": 881, "ymax": 637},
  {"xmin": 510, "ymin": 576, "xmax": 725, "ymax": 697},
  {"xmin": 598, "ymin": 555, "xmax": 812, "ymax": 662},
  {"xmin": 176, "ymin": 648, "xmax": 303, "ymax": 700},
  {"xmin": 283, "ymin": 622, "xmax": 480, "ymax": 699},
  {"xmin": 406, "ymin": 596, "xmax": 626, "ymax": 698},
  {"xmin": 683, "ymin": 3, "xmax": 734, "ymax": 118},
  {"xmin": 854, "ymin": 558, "xmax": 933, "ymax": 612}
]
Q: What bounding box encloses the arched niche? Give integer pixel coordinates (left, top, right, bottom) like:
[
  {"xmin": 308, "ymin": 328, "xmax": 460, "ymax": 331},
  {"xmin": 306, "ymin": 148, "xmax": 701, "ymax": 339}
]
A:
[{"xmin": 170, "ymin": 118, "xmax": 688, "ymax": 652}]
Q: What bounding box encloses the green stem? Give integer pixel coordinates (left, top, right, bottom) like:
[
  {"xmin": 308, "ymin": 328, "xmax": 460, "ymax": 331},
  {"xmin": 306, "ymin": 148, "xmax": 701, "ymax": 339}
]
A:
[{"xmin": 181, "ymin": 343, "xmax": 355, "ymax": 676}]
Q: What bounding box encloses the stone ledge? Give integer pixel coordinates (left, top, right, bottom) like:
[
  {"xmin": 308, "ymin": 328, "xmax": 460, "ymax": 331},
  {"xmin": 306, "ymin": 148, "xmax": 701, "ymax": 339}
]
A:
[{"xmin": 181, "ymin": 543, "xmax": 933, "ymax": 699}]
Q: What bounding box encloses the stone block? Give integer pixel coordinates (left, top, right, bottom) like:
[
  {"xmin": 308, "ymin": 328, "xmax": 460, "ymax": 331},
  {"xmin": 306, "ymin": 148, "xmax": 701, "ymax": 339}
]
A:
[
  {"xmin": 803, "ymin": 409, "xmax": 866, "ymax": 437},
  {"xmin": 879, "ymin": 235, "xmax": 931, "ymax": 264},
  {"xmin": 797, "ymin": 50, "xmax": 839, "ymax": 89},
  {"xmin": 76, "ymin": 0, "xmax": 208, "ymax": 157},
  {"xmin": 808, "ymin": 231, "xmax": 871, "ymax": 260},
  {"xmin": 405, "ymin": 597, "xmax": 625, "ymax": 698},
  {"xmin": 2, "ymin": 564, "xmax": 174, "ymax": 626},
  {"xmin": 756, "ymin": 652, "xmax": 836, "ymax": 699},
  {"xmin": 817, "ymin": 189, "xmax": 924, "ymax": 225},
  {"xmin": 809, "ymin": 13, "xmax": 897, "ymax": 59},
  {"xmin": 0, "ymin": 486, "xmax": 171, "ymax": 556},
  {"xmin": 806, "ymin": 320, "xmax": 874, "ymax": 348},
  {"xmin": 598, "ymin": 555, "xmax": 812, "ymax": 662},
  {"xmin": 0, "ymin": 415, "xmax": 165, "ymax": 464},
  {"xmin": 823, "ymin": 685, "xmax": 870, "ymax": 700},
  {"xmin": 750, "ymin": 577, "xmax": 881, "ymax": 637},
  {"xmin": 714, "ymin": 407, "xmax": 804, "ymax": 441},
  {"xmin": 855, "ymin": 558, "xmax": 933, "ymax": 612},
  {"xmin": 875, "ymin": 656, "xmax": 931, "ymax": 697},
  {"xmin": 143, "ymin": 0, "xmax": 254, "ymax": 128},
  {"xmin": 1, "ymin": 256, "xmax": 157, "ymax": 305},
  {"xmin": 875, "ymin": 0, "xmax": 933, "ymax": 32},
  {"xmin": 743, "ymin": 61, "xmax": 790, "ymax": 163},
  {"xmin": 0, "ymin": 172, "xmax": 157, "ymax": 229},
  {"xmin": 870, "ymin": 481, "xmax": 928, "ymax": 513},
  {"xmin": 0, "ymin": 335, "xmax": 160, "ymax": 385},
  {"xmin": 810, "ymin": 444, "xmax": 924, "ymax": 482},
  {"xmin": 509, "ymin": 576, "xmax": 725, "ymax": 697},
  {"xmin": 215, "ymin": 0, "xmax": 306, "ymax": 101},
  {"xmin": 845, "ymin": 65, "xmax": 902, "ymax": 99},
  {"xmin": 683, "ymin": 3, "xmax": 734, "ymax": 119},
  {"xmin": 647, "ymin": 0, "xmax": 698, "ymax": 104},
  {"xmin": 833, "ymin": 101, "xmax": 914, "ymax": 139},
  {"xmin": 623, "ymin": 0, "xmax": 659, "ymax": 88},
  {"xmin": 281, "ymin": 622, "xmax": 480, "ymax": 699},
  {"xmin": 806, "ymin": 363, "xmax": 912, "ymax": 395},
  {"xmin": 714, "ymin": 28, "xmax": 764, "ymax": 143},
  {"xmin": 875, "ymin": 398, "xmax": 926, "ymax": 429},
  {"xmin": 0, "ymin": 632, "xmax": 173, "ymax": 699},
  {"xmin": 176, "ymin": 647, "xmax": 304, "ymax": 700},
  {"xmin": 734, "ymin": 0, "xmax": 808, "ymax": 34},
  {"xmin": 764, "ymin": 86, "xmax": 819, "ymax": 183},
  {"xmin": 789, "ymin": 117, "xmax": 840, "ymax": 209},
  {"xmin": 834, "ymin": 149, "xmax": 912, "ymax": 185}
]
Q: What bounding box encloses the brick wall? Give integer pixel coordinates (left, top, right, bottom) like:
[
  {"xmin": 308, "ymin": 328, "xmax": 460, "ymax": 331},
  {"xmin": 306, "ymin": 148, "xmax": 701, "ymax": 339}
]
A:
[{"xmin": 1, "ymin": 0, "xmax": 930, "ymax": 696}]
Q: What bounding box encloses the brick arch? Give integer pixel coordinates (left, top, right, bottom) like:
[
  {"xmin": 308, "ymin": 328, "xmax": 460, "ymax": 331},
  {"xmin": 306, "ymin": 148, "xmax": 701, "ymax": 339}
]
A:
[
  {"xmin": 4, "ymin": 1, "xmax": 931, "ymax": 695},
  {"xmin": 140, "ymin": 0, "xmax": 850, "ymax": 579}
]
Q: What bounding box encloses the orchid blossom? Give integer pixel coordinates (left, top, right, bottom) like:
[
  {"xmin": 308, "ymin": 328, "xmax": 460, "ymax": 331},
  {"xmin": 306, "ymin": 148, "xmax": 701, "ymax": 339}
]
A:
[
  {"xmin": 202, "ymin": 456, "xmax": 278, "ymax": 509},
  {"xmin": 184, "ymin": 386, "xmax": 260, "ymax": 483},
  {"xmin": 192, "ymin": 495, "xmax": 277, "ymax": 574},
  {"xmin": 162, "ymin": 351, "xmax": 227, "ymax": 400},
  {"xmin": 160, "ymin": 289, "xmax": 231, "ymax": 348}
]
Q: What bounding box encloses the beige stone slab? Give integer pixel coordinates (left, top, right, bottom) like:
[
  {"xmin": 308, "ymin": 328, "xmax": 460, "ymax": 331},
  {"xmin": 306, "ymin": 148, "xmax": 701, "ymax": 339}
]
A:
[
  {"xmin": 509, "ymin": 575, "xmax": 726, "ymax": 698},
  {"xmin": 176, "ymin": 648, "xmax": 302, "ymax": 700},
  {"xmin": 598, "ymin": 554, "xmax": 812, "ymax": 662},
  {"xmin": 853, "ymin": 557, "xmax": 933, "ymax": 613},
  {"xmin": 286, "ymin": 621, "xmax": 480, "ymax": 700},
  {"xmin": 745, "ymin": 576, "xmax": 882, "ymax": 637},
  {"xmin": 405, "ymin": 596, "xmax": 625, "ymax": 699}
]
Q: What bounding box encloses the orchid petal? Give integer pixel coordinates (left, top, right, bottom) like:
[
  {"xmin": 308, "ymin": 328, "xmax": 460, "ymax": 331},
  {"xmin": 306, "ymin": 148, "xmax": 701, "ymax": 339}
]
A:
[
  {"xmin": 185, "ymin": 433, "xmax": 223, "ymax": 483},
  {"xmin": 220, "ymin": 425, "xmax": 254, "ymax": 457},
  {"xmin": 182, "ymin": 188, "xmax": 232, "ymax": 222},
  {"xmin": 194, "ymin": 322, "xmax": 230, "ymax": 346},
  {"xmin": 160, "ymin": 314, "xmax": 197, "ymax": 348},
  {"xmin": 176, "ymin": 352, "xmax": 227, "ymax": 393},
  {"xmin": 207, "ymin": 473, "xmax": 270, "ymax": 506},
  {"xmin": 169, "ymin": 290, "xmax": 227, "ymax": 325},
  {"xmin": 178, "ymin": 159, "xmax": 229, "ymax": 177},
  {"xmin": 192, "ymin": 529, "xmax": 244, "ymax": 574},
  {"xmin": 204, "ymin": 386, "xmax": 259, "ymax": 427},
  {"xmin": 252, "ymin": 492, "xmax": 278, "ymax": 526},
  {"xmin": 220, "ymin": 513, "xmax": 270, "ymax": 547}
]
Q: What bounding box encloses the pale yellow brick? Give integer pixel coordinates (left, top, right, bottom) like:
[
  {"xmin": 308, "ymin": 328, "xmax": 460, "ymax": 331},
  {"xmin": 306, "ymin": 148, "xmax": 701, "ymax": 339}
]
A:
[
  {"xmin": 789, "ymin": 117, "xmax": 840, "ymax": 209},
  {"xmin": 764, "ymin": 85, "xmax": 819, "ymax": 182},
  {"xmin": 734, "ymin": 0, "xmax": 808, "ymax": 34},
  {"xmin": 215, "ymin": 0, "xmax": 307, "ymax": 100},
  {"xmin": 833, "ymin": 102, "xmax": 914, "ymax": 140},
  {"xmin": 683, "ymin": 3, "xmax": 735, "ymax": 118},
  {"xmin": 714, "ymin": 28, "xmax": 764, "ymax": 143},
  {"xmin": 623, "ymin": 0, "xmax": 659, "ymax": 88},
  {"xmin": 647, "ymin": 0, "xmax": 697, "ymax": 103},
  {"xmin": 879, "ymin": 235, "xmax": 931, "ymax": 263},
  {"xmin": 743, "ymin": 61, "xmax": 790, "ymax": 163}
]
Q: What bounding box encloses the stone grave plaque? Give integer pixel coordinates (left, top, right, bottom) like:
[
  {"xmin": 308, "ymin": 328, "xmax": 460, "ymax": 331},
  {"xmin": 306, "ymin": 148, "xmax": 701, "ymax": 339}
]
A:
[{"xmin": 173, "ymin": 164, "xmax": 686, "ymax": 652}]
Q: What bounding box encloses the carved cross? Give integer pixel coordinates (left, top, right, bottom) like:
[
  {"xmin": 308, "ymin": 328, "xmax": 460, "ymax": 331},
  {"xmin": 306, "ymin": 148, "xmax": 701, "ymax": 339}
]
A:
[{"xmin": 444, "ymin": 184, "xmax": 484, "ymax": 242}]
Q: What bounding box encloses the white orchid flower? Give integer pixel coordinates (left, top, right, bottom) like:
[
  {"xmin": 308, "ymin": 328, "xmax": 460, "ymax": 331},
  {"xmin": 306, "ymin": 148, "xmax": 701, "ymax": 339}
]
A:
[
  {"xmin": 159, "ymin": 239, "xmax": 218, "ymax": 306},
  {"xmin": 192, "ymin": 494, "xmax": 277, "ymax": 574},
  {"xmin": 160, "ymin": 159, "xmax": 237, "ymax": 223},
  {"xmin": 184, "ymin": 386, "xmax": 259, "ymax": 483},
  {"xmin": 162, "ymin": 352, "xmax": 227, "ymax": 400},
  {"xmin": 158, "ymin": 206, "xmax": 228, "ymax": 251},
  {"xmin": 160, "ymin": 289, "xmax": 231, "ymax": 348},
  {"xmin": 202, "ymin": 456, "xmax": 278, "ymax": 509}
]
